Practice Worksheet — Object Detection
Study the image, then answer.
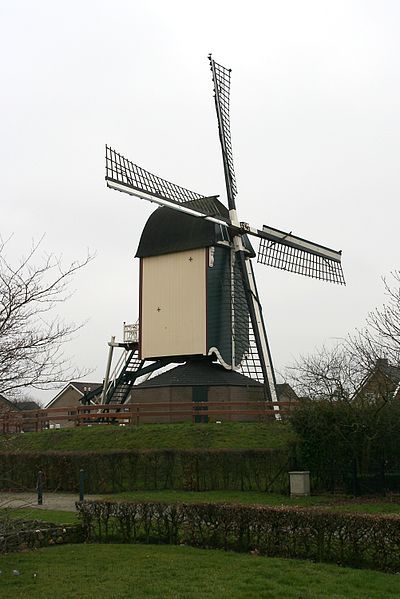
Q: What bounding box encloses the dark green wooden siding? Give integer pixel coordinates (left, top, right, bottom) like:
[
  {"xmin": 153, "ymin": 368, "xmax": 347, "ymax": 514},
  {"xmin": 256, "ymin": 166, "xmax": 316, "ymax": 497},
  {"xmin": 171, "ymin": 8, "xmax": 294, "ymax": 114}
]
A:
[
  {"xmin": 207, "ymin": 246, "xmax": 250, "ymax": 367},
  {"xmin": 233, "ymin": 257, "xmax": 250, "ymax": 364}
]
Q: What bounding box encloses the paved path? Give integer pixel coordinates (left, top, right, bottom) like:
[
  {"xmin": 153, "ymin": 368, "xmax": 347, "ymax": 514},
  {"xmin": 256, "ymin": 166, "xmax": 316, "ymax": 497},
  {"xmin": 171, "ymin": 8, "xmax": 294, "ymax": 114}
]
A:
[{"xmin": 0, "ymin": 492, "xmax": 102, "ymax": 511}]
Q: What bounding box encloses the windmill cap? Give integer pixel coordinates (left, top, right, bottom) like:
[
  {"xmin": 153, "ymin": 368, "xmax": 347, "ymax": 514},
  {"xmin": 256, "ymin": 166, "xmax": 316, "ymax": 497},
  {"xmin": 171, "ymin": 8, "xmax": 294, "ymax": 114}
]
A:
[{"xmin": 136, "ymin": 199, "xmax": 255, "ymax": 258}]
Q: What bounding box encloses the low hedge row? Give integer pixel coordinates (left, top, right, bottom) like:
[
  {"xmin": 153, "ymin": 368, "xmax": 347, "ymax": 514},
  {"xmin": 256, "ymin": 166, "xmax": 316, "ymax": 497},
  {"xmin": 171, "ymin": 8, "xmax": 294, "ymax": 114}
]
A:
[
  {"xmin": 0, "ymin": 449, "xmax": 290, "ymax": 493},
  {"xmin": 0, "ymin": 522, "xmax": 84, "ymax": 553},
  {"xmin": 77, "ymin": 499, "xmax": 400, "ymax": 572}
]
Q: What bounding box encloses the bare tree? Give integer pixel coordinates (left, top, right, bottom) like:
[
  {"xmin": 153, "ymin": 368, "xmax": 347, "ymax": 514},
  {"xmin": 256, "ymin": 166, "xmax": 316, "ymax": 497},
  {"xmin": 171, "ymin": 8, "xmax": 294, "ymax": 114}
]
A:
[
  {"xmin": 349, "ymin": 270, "xmax": 400, "ymax": 369},
  {"xmin": 287, "ymin": 271, "xmax": 400, "ymax": 402},
  {"xmin": 0, "ymin": 236, "xmax": 93, "ymax": 396},
  {"xmin": 286, "ymin": 342, "xmax": 360, "ymax": 402}
]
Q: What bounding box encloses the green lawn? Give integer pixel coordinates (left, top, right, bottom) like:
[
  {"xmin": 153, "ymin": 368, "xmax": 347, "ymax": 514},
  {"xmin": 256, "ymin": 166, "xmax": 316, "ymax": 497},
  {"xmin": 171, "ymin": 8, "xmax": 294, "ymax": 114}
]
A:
[
  {"xmin": 0, "ymin": 543, "xmax": 399, "ymax": 598},
  {"xmin": 0, "ymin": 421, "xmax": 293, "ymax": 452}
]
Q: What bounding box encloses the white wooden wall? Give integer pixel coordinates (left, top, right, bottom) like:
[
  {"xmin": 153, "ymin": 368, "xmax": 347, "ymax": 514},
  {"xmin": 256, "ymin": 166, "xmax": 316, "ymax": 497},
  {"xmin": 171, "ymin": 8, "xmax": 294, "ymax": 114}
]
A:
[{"xmin": 140, "ymin": 248, "xmax": 207, "ymax": 359}]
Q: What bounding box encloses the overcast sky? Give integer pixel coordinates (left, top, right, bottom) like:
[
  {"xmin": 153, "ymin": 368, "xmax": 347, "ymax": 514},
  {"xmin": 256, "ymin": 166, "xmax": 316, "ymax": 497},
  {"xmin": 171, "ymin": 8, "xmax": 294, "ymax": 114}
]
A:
[{"xmin": 1, "ymin": 1, "xmax": 400, "ymax": 403}]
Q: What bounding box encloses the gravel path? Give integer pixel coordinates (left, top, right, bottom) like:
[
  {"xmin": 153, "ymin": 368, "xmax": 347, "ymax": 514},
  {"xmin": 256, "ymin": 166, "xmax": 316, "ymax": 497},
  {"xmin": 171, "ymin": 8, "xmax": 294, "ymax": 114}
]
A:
[{"xmin": 0, "ymin": 492, "xmax": 102, "ymax": 511}]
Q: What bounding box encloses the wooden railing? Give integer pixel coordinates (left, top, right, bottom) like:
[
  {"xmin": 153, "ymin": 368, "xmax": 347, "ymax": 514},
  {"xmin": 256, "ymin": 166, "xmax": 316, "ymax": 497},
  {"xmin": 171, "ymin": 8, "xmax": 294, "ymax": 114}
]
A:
[{"xmin": 0, "ymin": 400, "xmax": 298, "ymax": 433}]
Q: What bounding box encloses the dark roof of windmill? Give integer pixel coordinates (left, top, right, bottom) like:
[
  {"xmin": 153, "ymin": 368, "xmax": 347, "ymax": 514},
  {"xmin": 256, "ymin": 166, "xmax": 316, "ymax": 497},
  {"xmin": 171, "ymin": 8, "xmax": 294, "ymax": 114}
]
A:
[
  {"xmin": 136, "ymin": 198, "xmax": 255, "ymax": 258},
  {"xmin": 185, "ymin": 196, "xmax": 230, "ymax": 218},
  {"xmin": 135, "ymin": 360, "xmax": 263, "ymax": 388}
]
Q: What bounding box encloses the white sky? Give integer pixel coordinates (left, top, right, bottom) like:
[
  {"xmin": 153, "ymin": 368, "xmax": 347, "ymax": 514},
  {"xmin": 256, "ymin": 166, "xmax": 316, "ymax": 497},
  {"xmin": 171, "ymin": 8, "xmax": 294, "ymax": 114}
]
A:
[{"xmin": 1, "ymin": 1, "xmax": 400, "ymax": 403}]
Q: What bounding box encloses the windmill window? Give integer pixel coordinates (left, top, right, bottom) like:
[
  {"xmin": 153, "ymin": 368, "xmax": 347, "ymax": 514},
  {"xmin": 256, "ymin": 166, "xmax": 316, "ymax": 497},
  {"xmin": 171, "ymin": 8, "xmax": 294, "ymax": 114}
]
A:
[{"xmin": 219, "ymin": 224, "xmax": 230, "ymax": 242}]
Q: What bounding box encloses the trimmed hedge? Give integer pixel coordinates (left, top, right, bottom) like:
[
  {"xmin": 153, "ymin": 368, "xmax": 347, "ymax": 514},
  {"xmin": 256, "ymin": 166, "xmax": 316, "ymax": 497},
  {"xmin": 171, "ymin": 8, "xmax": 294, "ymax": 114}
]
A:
[
  {"xmin": 291, "ymin": 399, "xmax": 400, "ymax": 494},
  {"xmin": 0, "ymin": 449, "xmax": 290, "ymax": 493},
  {"xmin": 77, "ymin": 499, "xmax": 400, "ymax": 572}
]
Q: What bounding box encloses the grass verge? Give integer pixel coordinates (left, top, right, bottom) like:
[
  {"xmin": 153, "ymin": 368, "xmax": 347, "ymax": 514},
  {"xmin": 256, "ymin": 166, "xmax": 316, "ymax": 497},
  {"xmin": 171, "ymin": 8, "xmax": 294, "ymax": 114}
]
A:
[
  {"xmin": 0, "ymin": 543, "xmax": 400, "ymax": 598},
  {"xmin": 1, "ymin": 508, "xmax": 78, "ymax": 524}
]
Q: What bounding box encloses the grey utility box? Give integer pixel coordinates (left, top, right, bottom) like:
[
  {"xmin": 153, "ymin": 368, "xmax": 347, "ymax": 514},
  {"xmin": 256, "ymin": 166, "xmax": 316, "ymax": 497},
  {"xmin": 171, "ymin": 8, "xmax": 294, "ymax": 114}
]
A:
[{"xmin": 289, "ymin": 471, "xmax": 310, "ymax": 497}]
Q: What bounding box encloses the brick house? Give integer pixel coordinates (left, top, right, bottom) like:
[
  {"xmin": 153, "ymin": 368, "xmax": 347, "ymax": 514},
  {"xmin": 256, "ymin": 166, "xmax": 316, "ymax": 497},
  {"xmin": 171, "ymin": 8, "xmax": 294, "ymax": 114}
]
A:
[
  {"xmin": 0, "ymin": 393, "xmax": 17, "ymax": 414},
  {"xmin": 353, "ymin": 358, "xmax": 400, "ymax": 403},
  {"xmin": 45, "ymin": 381, "xmax": 102, "ymax": 428},
  {"xmin": 0, "ymin": 394, "xmax": 42, "ymax": 432}
]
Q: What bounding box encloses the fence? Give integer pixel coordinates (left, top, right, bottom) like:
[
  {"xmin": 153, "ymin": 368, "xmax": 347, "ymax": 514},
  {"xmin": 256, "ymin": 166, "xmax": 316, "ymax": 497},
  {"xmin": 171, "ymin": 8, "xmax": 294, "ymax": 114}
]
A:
[{"xmin": 0, "ymin": 401, "xmax": 297, "ymax": 433}]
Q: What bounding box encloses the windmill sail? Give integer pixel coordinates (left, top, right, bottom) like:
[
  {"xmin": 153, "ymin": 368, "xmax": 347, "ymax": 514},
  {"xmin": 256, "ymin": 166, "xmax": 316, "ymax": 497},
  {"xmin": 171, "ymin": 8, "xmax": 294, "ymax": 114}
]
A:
[
  {"xmin": 257, "ymin": 225, "xmax": 345, "ymax": 284},
  {"xmin": 238, "ymin": 316, "xmax": 266, "ymax": 385},
  {"xmin": 209, "ymin": 56, "xmax": 237, "ymax": 210},
  {"xmin": 105, "ymin": 145, "xmax": 224, "ymax": 217}
]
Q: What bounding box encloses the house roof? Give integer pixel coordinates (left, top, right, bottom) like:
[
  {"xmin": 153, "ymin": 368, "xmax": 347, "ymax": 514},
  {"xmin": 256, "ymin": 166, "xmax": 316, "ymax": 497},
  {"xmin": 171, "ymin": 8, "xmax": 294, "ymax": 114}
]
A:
[
  {"xmin": 0, "ymin": 393, "xmax": 15, "ymax": 410},
  {"xmin": 0, "ymin": 395, "xmax": 41, "ymax": 412},
  {"xmin": 15, "ymin": 401, "xmax": 41, "ymax": 411},
  {"xmin": 353, "ymin": 358, "xmax": 400, "ymax": 401},
  {"xmin": 134, "ymin": 359, "xmax": 264, "ymax": 389},
  {"xmin": 46, "ymin": 381, "xmax": 102, "ymax": 408},
  {"xmin": 377, "ymin": 359, "xmax": 400, "ymax": 385},
  {"xmin": 275, "ymin": 383, "xmax": 298, "ymax": 401},
  {"xmin": 70, "ymin": 381, "xmax": 103, "ymax": 395}
]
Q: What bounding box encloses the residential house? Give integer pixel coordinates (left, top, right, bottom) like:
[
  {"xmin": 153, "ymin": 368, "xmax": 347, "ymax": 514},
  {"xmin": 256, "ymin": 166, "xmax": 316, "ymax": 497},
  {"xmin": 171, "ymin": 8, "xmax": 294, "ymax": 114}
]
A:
[
  {"xmin": 45, "ymin": 381, "xmax": 102, "ymax": 428},
  {"xmin": 0, "ymin": 393, "xmax": 16, "ymax": 413},
  {"xmin": 353, "ymin": 358, "xmax": 400, "ymax": 403},
  {"xmin": 0, "ymin": 394, "xmax": 41, "ymax": 432}
]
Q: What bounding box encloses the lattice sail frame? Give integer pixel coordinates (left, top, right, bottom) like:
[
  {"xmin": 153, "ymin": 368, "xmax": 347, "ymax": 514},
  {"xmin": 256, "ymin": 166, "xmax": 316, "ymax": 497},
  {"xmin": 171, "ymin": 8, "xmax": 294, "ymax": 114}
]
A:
[
  {"xmin": 209, "ymin": 56, "xmax": 237, "ymax": 204},
  {"xmin": 257, "ymin": 238, "xmax": 345, "ymax": 284},
  {"xmin": 106, "ymin": 146, "xmax": 204, "ymax": 205},
  {"xmin": 237, "ymin": 316, "xmax": 264, "ymax": 383}
]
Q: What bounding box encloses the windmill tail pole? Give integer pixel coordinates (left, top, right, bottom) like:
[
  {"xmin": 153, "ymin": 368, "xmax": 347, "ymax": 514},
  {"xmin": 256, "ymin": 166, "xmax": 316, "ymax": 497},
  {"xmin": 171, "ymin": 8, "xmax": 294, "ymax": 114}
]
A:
[{"xmin": 101, "ymin": 336, "xmax": 115, "ymax": 404}]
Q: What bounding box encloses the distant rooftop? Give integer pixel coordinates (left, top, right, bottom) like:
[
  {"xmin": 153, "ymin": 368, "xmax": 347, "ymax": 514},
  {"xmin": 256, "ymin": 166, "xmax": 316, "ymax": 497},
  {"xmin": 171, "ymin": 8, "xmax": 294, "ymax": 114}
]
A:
[
  {"xmin": 375, "ymin": 358, "xmax": 400, "ymax": 385},
  {"xmin": 71, "ymin": 381, "xmax": 102, "ymax": 394}
]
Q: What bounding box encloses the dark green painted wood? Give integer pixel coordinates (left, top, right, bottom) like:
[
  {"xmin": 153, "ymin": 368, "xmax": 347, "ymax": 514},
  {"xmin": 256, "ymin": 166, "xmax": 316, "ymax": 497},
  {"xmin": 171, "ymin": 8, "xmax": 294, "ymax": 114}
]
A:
[
  {"xmin": 206, "ymin": 246, "xmax": 249, "ymax": 367},
  {"xmin": 233, "ymin": 258, "xmax": 250, "ymax": 363},
  {"xmin": 207, "ymin": 246, "xmax": 232, "ymax": 365},
  {"xmin": 192, "ymin": 386, "xmax": 208, "ymax": 423}
]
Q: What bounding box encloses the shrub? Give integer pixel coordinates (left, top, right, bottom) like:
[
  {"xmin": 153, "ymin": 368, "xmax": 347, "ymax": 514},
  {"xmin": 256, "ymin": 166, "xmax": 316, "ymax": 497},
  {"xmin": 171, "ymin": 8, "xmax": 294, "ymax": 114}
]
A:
[
  {"xmin": 0, "ymin": 522, "xmax": 83, "ymax": 553},
  {"xmin": 291, "ymin": 399, "xmax": 400, "ymax": 494},
  {"xmin": 77, "ymin": 499, "xmax": 400, "ymax": 572},
  {"xmin": 0, "ymin": 448, "xmax": 290, "ymax": 493}
]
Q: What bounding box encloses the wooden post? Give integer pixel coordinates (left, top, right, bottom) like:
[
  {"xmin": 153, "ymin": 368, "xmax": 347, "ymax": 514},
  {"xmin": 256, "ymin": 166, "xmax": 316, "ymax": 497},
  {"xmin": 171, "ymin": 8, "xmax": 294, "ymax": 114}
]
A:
[
  {"xmin": 79, "ymin": 469, "xmax": 85, "ymax": 502},
  {"xmin": 36, "ymin": 470, "xmax": 44, "ymax": 505}
]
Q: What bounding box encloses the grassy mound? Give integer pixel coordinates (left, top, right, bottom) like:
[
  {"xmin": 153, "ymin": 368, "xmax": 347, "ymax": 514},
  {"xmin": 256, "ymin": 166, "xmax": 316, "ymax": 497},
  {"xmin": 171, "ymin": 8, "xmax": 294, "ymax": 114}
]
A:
[{"xmin": 0, "ymin": 421, "xmax": 294, "ymax": 452}]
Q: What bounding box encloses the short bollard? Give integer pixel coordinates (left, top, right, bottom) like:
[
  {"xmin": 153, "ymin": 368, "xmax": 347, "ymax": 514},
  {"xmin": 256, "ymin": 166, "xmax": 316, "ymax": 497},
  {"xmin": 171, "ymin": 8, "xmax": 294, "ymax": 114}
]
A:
[
  {"xmin": 36, "ymin": 470, "xmax": 44, "ymax": 505},
  {"xmin": 79, "ymin": 469, "xmax": 85, "ymax": 501}
]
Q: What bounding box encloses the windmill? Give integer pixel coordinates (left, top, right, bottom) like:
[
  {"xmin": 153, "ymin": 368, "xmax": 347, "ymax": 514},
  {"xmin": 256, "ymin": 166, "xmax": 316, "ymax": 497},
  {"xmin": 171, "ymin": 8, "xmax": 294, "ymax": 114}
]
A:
[{"xmin": 100, "ymin": 56, "xmax": 345, "ymax": 410}]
